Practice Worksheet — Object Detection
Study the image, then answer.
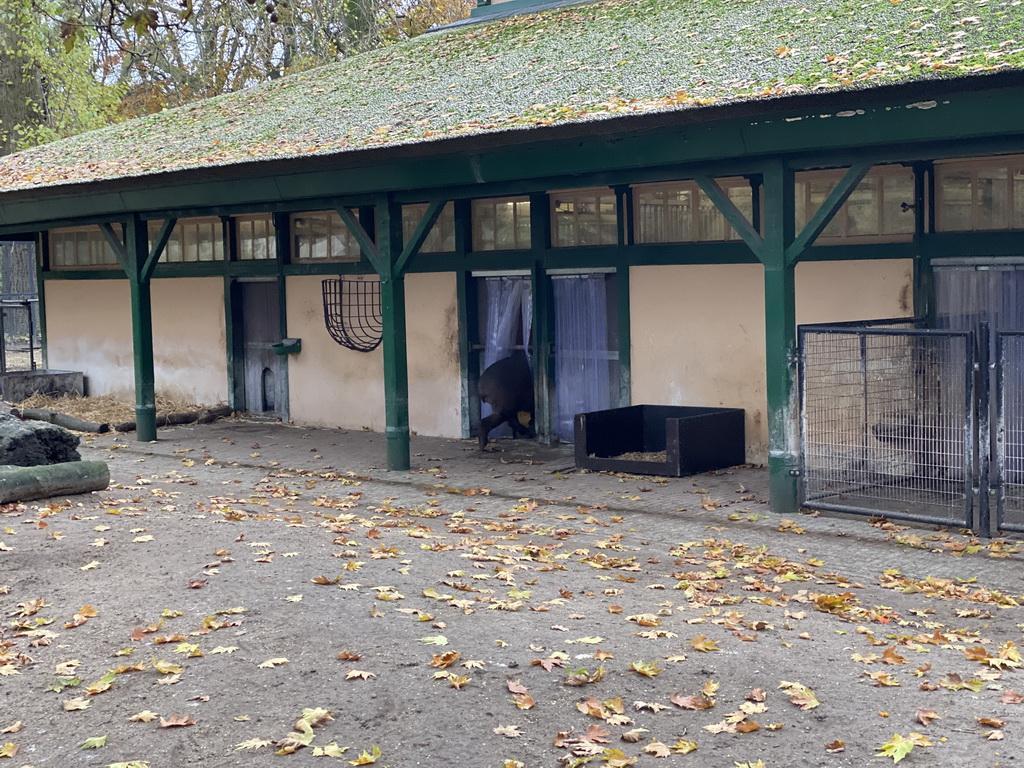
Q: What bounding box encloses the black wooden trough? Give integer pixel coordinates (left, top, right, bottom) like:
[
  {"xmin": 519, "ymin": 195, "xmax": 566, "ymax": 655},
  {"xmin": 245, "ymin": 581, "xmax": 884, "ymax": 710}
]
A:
[{"xmin": 574, "ymin": 404, "xmax": 746, "ymax": 477}]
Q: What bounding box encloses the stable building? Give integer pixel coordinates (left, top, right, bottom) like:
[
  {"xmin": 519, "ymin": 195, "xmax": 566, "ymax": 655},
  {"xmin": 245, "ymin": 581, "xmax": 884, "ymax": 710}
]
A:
[{"xmin": 0, "ymin": 0, "xmax": 1022, "ymax": 527}]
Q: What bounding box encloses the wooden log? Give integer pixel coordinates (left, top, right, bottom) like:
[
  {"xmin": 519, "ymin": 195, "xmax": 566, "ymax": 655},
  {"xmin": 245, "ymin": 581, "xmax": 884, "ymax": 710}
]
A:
[
  {"xmin": 0, "ymin": 460, "xmax": 109, "ymax": 503},
  {"xmin": 13, "ymin": 407, "xmax": 108, "ymax": 434},
  {"xmin": 114, "ymin": 405, "xmax": 234, "ymax": 433}
]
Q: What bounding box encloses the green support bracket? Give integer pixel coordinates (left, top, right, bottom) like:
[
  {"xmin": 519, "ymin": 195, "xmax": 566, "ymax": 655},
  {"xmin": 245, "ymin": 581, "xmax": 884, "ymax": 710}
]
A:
[
  {"xmin": 694, "ymin": 175, "xmax": 764, "ymax": 259},
  {"xmin": 785, "ymin": 162, "xmax": 870, "ymax": 262}
]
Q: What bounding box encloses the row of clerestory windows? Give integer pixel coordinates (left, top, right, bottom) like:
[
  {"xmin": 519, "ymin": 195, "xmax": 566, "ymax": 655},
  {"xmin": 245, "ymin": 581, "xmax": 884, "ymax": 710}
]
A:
[{"xmin": 45, "ymin": 155, "xmax": 1024, "ymax": 268}]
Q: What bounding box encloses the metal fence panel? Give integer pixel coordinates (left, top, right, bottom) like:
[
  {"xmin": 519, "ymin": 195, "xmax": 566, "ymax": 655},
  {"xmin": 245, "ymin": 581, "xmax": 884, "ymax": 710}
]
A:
[
  {"xmin": 800, "ymin": 323, "xmax": 974, "ymax": 528},
  {"xmin": 996, "ymin": 332, "xmax": 1024, "ymax": 533}
]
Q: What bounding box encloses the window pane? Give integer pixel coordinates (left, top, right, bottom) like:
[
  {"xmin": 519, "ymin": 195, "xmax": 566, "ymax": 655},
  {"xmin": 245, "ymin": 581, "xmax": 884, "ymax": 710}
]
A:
[
  {"xmin": 846, "ymin": 176, "xmax": 879, "ymax": 237},
  {"xmin": 939, "ymin": 170, "xmax": 973, "ymax": 231},
  {"xmin": 882, "ymin": 174, "xmax": 915, "ymax": 235},
  {"xmin": 472, "ymin": 197, "xmax": 530, "ymax": 251},
  {"xmin": 551, "ymin": 190, "xmax": 616, "ymax": 247},
  {"xmin": 725, "ymin": 185, "xmax": 753, "ymax": 240},
  {"xmin": 698, "ymin": 189, "xmax": 725, "ymax": 241},
  {"xmin": 977, "ymin": 167, "xmax": 1009, "ymax": 230},
  {"xmin": 514, "ymin": 200, "xmax": 530, "ymax": 248},
  {"xmin": 808, "ymin": 179, "xmax": 843, "ymax": 237},
  {"xmin": 402, "ymin": 202, "xmax": 455, "ymax": 253},
  {"xmin": 238, "ymin": 220, "xmax": 253, "ymax": 260}
]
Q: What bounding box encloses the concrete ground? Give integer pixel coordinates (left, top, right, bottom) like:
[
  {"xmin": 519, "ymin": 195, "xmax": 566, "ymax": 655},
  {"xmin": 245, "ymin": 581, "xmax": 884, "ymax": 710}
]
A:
[{"xmin": 1, "ymin": 418, "xmax": 1023, "ymax": 768}]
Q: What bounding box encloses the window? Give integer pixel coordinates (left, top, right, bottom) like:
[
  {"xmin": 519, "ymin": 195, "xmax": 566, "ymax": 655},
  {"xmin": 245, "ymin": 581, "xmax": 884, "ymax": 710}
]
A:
[
  {"xmin": 236, "ymin": 214, "xmax": 276, "ymax": 261},
  {"xmin": 291, "ymin": 210, "xmax": 361, "ymax": 262},
  {"xmin": 795, "ymin": 165, "xmax": 915, "ymax": 240},
  {"xmin": 551, "ymin": 188, "xmax": 617, "ymax": 247},
  {"xmin": 936, "ymin": 156, "xmax": 1024, "ymax": 232},
  {"xmin": 48, "ymin": 225, "xmax": 121, "ymax": 268},
  {"xmin": 149, "ymin": 217, "xmax": 226, "ymax": 263},
  {"xmin": 402, "ymin": 202, "xmax": 456, "ymax": 253},
  {"xmin": 633, "ymin": 178, "xmax": 752, "ymax": 243},
  {"xmin": 472, "ymin": 196, "xmax": 531, "ymax": 251}
]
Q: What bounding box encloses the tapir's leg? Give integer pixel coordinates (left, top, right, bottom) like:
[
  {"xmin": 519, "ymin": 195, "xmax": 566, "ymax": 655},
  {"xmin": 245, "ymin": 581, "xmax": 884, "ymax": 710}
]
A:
[
  {"xmin": 507, "ymin": 416, "xmax": 534, "ymax": 439},
  {"xmin": 479, "ymin": 412, "xmax": 505, "ymax": 450}
]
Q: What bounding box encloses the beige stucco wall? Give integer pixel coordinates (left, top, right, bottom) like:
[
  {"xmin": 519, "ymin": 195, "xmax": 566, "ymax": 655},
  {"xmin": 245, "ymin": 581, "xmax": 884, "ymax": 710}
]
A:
[
  {"xmin": 796, "ymin": 259, "xmax": 913, "ymax": 325},
  {"xmin": 151, "ymin": 278, "xmax": 228, "ymax": 404},
  {"xmin": 45, "ymin": 279, "xmax": 133, "ymax": 395},
  {"xmin": 285, "ymin": 273, "xmax": 461, "ymax": 437},
  {"xmin": 630, "ymin": 259, "xmax": 913, "ymax": 461},
  {"xmin": 44, "ymin": 277, "xmax": 227, "ymax": 404},
  {"xmin": 630, "ymin": 264, "xmax": 769, "ymax": 459}
]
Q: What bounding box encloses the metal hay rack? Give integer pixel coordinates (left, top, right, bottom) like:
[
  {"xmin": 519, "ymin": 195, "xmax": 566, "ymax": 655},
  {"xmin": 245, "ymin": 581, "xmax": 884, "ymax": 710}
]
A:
[{"xmin": 322, "ymin": 278, "xmax": 383, "ymax": 352}]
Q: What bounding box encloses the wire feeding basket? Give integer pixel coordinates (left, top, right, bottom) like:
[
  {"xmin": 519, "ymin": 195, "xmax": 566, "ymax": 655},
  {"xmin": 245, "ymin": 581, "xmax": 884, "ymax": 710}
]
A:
[{"xmin": 322, "ymin": 278, "xmax": 383, "ymax": 352}]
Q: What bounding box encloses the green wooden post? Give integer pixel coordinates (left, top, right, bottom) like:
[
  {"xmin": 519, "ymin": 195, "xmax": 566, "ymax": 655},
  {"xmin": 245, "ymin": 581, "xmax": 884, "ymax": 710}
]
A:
[
  {"xmin": 529, "ymin": 192, "xmax": 556, "ymax": 443},
  {"xmin": 761, "ymin": 162, "xmax": 799, "ymax": 515},
  {"xmin": 338, "ymin": 198, "xmax": 447, "ymax": 471},
  {"xmin": 101, "ymin": 215, "xmax": 174, "ymax": 442},
  {"xmin": 125, "ymin": 216, "xmax": 157, "ymax": 441},
  {"xmin": 698, "ymin": 161, "xmax": 871, "ymax": 516},
  {"xmin": 913, "ymin": 162, "xmax": 933, "ymax": 321}
]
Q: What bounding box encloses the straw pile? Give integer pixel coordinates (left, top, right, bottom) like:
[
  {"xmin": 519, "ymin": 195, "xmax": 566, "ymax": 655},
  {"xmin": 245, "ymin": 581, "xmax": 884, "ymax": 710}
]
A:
[{"xmin": 12, "ymin": 393, "xmax": 208, "ymax": 425}]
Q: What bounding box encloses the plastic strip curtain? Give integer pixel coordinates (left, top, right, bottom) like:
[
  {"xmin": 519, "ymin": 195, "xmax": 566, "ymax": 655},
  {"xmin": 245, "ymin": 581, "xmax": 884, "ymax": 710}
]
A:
[
  {"xmin": 554, "ymin": 274, "xmax": 612, "ymax": 442},
  {"xmin": 481, "ymin": 277, "xmax": 532, "ymax": 437}
]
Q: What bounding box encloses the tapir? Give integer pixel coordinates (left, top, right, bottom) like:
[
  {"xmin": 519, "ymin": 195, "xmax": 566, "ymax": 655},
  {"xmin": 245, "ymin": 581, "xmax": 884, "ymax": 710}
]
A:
[{"xmin": 477, "ymin": 351, "xmax": 535, "ymax": 450}]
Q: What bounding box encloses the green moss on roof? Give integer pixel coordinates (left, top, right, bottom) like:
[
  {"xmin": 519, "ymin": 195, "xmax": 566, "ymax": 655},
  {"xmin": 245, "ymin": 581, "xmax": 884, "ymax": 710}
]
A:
[{"xmin": 2, "ymin": 0, "xmax": 1022, "ymax": 191}]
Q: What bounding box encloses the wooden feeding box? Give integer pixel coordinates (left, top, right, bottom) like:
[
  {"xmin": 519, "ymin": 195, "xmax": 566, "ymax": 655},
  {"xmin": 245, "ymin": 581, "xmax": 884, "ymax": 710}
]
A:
[{"xmin": 574, "ymin": 405, "xmax": 746, "ymax": 477}]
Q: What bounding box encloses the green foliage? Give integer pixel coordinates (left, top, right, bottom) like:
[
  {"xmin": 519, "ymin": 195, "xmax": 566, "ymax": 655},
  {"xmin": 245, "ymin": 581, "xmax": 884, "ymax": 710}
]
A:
[{"xmin": 0, "ymin": 0, "xmax": 122, "ymax": 152}]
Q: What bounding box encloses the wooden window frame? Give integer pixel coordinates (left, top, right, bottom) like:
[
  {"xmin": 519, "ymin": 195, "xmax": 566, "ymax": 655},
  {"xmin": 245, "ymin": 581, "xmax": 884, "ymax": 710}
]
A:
[
  {"xmin": 290, "ymin": 210, "xmax": 361, "ymax": 263},
  {"xmin": 632, "ymin": 177, "xmax": 753, "ymax": 244},
  {"xmin": 935, "ymin": 154, "xmax": 1024, "ymax": 233}
]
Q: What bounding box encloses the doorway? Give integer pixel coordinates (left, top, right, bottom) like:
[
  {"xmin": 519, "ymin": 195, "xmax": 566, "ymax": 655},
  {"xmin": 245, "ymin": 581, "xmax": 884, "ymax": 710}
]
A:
[
  {"xmin": 238, "ymin": 280, "xmax": 284, "ymax": 415},
  {"xmin": 475, "ymin": 271, "xmax": 619, "ymax": 442}
]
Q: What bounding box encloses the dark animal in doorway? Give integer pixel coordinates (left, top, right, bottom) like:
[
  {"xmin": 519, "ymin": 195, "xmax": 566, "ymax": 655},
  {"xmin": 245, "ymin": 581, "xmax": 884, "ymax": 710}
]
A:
[{"xmin": 477, "ymin": 351, "xmax": 535, "ymax": 450}]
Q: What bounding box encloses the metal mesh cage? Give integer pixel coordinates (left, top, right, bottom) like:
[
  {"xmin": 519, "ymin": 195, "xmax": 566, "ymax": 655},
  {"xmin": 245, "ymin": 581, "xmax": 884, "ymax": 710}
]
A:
[
  {"xmin": 996, "ymin": 332, "xmax": 1024, "ymax": 532},
  {"xmin": 322, "ymin": 278, "xmax": 383, "ymax": 352},
  {"xmin": 800, "ymin": 322, "xmax": 974, "ymax": 527}
]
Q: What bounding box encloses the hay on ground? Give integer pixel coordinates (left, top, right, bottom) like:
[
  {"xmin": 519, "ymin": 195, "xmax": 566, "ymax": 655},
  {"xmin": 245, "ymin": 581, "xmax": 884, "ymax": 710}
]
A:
[{"xmin": 11, "ymin": 392, "xmax": 212, "ymax": 425}]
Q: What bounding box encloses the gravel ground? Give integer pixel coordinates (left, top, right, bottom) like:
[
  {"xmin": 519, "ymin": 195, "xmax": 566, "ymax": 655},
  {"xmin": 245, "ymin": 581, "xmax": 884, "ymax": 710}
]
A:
[{"xmin": 1, "ymin": 420, "xmax": 1023, "ymax": 768}]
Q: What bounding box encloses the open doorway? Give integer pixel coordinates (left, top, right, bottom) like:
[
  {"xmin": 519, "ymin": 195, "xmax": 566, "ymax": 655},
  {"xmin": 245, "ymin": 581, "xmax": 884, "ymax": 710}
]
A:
[
  {"xmin": 236, "ymin": 280, "xmax": 285, "ymax": 416},
  {"xmin": 474, "ymin": 271, "xmax": 619, "ymax": 442}
]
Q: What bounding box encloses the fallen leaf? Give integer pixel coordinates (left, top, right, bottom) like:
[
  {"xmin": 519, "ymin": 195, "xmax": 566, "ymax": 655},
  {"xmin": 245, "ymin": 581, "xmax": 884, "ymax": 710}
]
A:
[
  {"xmin": 258, "ymin": 658, "xmax": 289, "ymax": 669},
  {"xmin": 159, "ymin": 713, "xmax": 196, "ymax": 728}
]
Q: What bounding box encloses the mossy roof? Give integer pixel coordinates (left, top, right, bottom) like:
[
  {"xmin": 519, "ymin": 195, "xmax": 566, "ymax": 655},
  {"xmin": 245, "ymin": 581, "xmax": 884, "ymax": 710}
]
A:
[{"xmin": 1, "ymin": 0, "xmax": 1021, "ymax": 194}]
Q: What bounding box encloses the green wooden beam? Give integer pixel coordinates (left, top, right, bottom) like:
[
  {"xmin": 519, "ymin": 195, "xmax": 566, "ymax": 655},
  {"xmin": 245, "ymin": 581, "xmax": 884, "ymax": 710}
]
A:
[
  {"xmin": 374, "ymin": 197, "xmax": 411, "ymax": 470},
  {"xmin": 693, "ymin": 175, "xmax": 764, "ymax": 258},
  {"xmin": 760, "ymin": 161, "xmax": 799, "ymax": 515},
  {"xmin": 616, "ymin": 264, "xmax": 631, "ymax": 408},
  {"xmin": 912, "ymin": 162, "xmax": 932, "ymax": 321},
  {"xmin": 99, "ymin": 222, "xmax": 129, "ymax": 272},
  {"xmin": 529, "ymin": 191, "xmax": 555, "ymax": 444},
  {"xmin": 336, "ymin": 206, "xmax": 382, "ymax": 274},
  {"xmin": 395, "ymin": 199, "xmax": 447, "ymax": 276},
  {"xmin": 124, "ymin": 215, "xmax": 158, "ymax": 442},
  {"xmin": 36, "ymin": 235, "xmax": 48, "ymax": 368},
  {"xmin": 144, "ymin": 218, "xmax": 177, "ymax": 282}
]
